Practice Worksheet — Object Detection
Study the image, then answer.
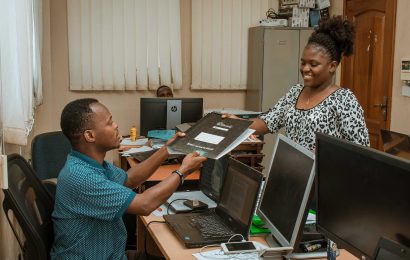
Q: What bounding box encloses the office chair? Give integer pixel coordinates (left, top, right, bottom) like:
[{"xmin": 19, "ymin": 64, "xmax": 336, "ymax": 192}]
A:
[
  {"xmin": 380, "ymin": 129, "xmax": 410, "ymax": 154},
  {"xmin": 31, "ymin": 131, "xmax": 71, "ymax": 197},
  {"xmin": 2, "ymin": 153, "xmax": 54, "ymax": 260}
]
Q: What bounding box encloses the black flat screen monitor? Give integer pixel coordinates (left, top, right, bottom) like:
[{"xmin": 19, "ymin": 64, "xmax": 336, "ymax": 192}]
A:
[
  {"xmin": 256, "ymin": 134, "xmax": 315, "ymax": 250},
  {"xmin": 140, "ymin": 98, "xmax": 203, "ymax": 137},
  {"xmin": 316, "ymin": 133, "xmax": 410, "ymax": 260}
]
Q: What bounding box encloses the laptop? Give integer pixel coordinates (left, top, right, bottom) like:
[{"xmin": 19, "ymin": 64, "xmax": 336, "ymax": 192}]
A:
[
  {"xmin": 166, "ymin": 154, "xmax": 230, "ymax": 213},
  {"xmin": 163, "ymin": 158, "xmax": 263, "ymax": 248}
]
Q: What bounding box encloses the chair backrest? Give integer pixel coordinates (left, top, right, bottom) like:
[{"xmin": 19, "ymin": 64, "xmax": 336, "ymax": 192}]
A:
[
  {"xmin": 2, "ymin": 154, "xmax": 55, "ymax": 260},
  {"xmin": 380, "ymin": 129, "xmax": 410, "ymax": 153},
  {"xmin": 31, "ymin": 131, "xmax": 71, "ymax": 180}
]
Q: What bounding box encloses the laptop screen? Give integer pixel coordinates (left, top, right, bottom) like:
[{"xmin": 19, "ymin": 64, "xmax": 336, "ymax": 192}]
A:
[
  {"xmin": 200, "ymin": 154, "xmax": 229, "ymax": 202},
  {"xmin": 217, "ymin": 158, "xmax": 262, "ymax": 228}
]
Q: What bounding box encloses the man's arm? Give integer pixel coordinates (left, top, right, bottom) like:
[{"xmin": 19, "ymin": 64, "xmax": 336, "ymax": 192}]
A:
[
  {"xmin": 124, "ymin": 146, "xmax": 168, "ymax": 189},
  {"xmin": 124, "ymin": 132, "xmax": 186, "ymax": 188},
  {"xmin": 126, "ymin": 152, "xmax": 206, "ymax": 215}
]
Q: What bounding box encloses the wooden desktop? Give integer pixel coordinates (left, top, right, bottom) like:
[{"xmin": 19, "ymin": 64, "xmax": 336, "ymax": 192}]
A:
[
  {"xmin": 119, "ymin": 146, "xmax": 201, "ymax": 191},
  {"xmin": 136, "ymin": 215, "xmax": 359, "ymax": 260},
  {"xmin": 120, "ymin": 144, "xmax": 358, "ymax": 259}
]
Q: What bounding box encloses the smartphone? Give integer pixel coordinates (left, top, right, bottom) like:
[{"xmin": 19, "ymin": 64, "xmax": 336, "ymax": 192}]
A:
[{"xmin": 221, "ymin": 241, "xmax": 258, "ymax": 254}]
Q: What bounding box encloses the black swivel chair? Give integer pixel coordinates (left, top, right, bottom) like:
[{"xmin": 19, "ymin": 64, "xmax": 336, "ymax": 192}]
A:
[
  {"xmin": 2, "ymin": 153, "xmax": 55, "ymax": 260},
  {"xmin": 31, "ymin": 131, "xmax": 71, "ymax": 197}
]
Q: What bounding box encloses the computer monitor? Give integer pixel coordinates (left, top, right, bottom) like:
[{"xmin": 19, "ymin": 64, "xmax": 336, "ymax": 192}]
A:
[
  {"xmin": 140, "ymin": 98, "xmax": 203, "ymax": 137},
  {"xmin": 256, "ymin": 134, "xmax": 315, "ymax": 249},
  {"xmin": 316, "ymin": 133, "xmax": 410, "ymax": 260},
  {"xmin": 199, "ymin": 154, "xmax": 230, "ymax": 202}
]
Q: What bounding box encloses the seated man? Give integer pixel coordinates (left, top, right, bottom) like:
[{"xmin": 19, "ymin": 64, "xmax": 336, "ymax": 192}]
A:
[
  {"xmin": 50, "ymin": 98, "xmax": 206, "ymax": 259},
  {"xmin": 156, "ymin": 85, "xmax": 174, "ymax": 97}
]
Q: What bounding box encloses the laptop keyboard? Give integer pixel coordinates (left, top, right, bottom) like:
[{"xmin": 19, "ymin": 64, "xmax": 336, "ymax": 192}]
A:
[{"xmin": 189, "ymin": 214, "xmax": 235, "ymax": 239}]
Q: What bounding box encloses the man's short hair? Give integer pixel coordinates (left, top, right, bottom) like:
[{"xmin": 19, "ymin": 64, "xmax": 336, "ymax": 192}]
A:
[{"xmin": 60, "ymin": 98, "xmax": 99, "ymax": 145}]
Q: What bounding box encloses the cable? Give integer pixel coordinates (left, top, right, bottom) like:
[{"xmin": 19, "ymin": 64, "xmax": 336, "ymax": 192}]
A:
[
  {"xmin": 265, "ymin": 8, "xmax": 279, "ymax": 19},
  {"xmin": 144, "ymin": 220, "xmax": 166, "ymax": 260},
  {"xmin": 166, "ymin": 198, "xmax": 188, "ymax": 215},
  {"xmin": 227, "ymin": 234, "xmax": 245, "ymax": 243},
  {"xmin": 199, "ymin": 244, "xmax": 225, "ymax": 259}
]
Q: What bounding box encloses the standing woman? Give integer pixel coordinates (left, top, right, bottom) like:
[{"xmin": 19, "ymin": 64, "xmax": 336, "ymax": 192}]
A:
[{"xmin": 227, "ymin": 16, "xmax": 370, "ymax": 151}]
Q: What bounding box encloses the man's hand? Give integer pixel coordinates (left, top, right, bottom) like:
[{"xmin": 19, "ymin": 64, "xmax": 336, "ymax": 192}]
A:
[
  {"xmin": 178, "ymin": 151, "xmax": 207, "ymax": 177},
  {"xmin": 166, "ymin": 132, "xmax": 185, "ymax": 146}
]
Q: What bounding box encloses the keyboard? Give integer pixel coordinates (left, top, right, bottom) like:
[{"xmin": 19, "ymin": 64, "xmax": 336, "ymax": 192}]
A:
[{"xmin": 189, "ymin": 214, "xmax": 234, "ymax": 239}]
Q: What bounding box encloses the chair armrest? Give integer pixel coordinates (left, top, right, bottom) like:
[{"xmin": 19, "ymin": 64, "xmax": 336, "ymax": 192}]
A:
[{"xmin": 42, "ymin": 178, "xmax": 57, "ymax": 185}]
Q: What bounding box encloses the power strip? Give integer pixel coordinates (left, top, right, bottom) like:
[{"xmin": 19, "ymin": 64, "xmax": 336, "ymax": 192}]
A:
[{"xmin": 259, "ymin": 18, "xmax": 288, "ymax": 27}]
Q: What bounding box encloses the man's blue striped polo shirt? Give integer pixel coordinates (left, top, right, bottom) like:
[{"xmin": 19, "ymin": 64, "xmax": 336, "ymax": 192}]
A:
[{"xmin": 51, "ymin": 150, "xmax": 136, "ymax": 260}]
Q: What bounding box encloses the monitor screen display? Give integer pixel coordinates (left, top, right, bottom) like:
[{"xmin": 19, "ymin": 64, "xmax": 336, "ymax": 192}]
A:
[
  {"xmin": 140, "ymin": 98, "xmax": 203, "ymax": 136},
  {"xmin": 256, "ymin": 134, "xmax": 315, "ymax": 248},
  {"xmin": 216, "ymin": 158, "xmax": 263, "ymax": 237},
  {"xmin": 316, "ymin": 133, "xmax": 410, "ymax": 260}
]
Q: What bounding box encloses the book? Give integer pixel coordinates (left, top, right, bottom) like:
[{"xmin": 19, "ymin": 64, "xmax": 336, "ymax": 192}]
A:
[{"xmin": 168, "ymin": 112, "xmax": 255, "ymax": 159}]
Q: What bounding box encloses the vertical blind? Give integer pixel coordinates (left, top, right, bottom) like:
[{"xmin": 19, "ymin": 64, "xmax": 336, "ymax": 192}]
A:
[
  {"xmin": 191, "ymin": 0, "xmax": 273, "ymax": 90},
  {"xmin": 67, "ymin": 0, "xmax": 182, "ymax": 91}
]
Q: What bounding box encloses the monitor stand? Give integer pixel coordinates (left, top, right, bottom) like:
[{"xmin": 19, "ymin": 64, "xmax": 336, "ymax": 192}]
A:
[
  {"xmin": 166, "ymin": 100, "xmax": 182, "ymax": 130},
  {"xmin": 264, "ymin": 228, "xmax": 328, "ymax": 259}
]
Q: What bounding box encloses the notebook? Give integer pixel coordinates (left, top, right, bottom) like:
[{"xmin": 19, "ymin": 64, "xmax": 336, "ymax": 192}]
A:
[
  {"xmin": 163, "ymin": 158, "xmax": 263, "ymax": 248},
  {"xmin": 166, "ymin": 154, "xmax": 230, "ymax": 213}
]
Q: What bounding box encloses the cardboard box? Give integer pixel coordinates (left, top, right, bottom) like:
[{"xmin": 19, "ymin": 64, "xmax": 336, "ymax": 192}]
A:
[
  {"xmin": 281, "ymin": 0, "xmax": 315, "ymax": 8},
  {"xmin": 289, "ymin": 17, "xmax": 309, "ymax": 27},
  {"xmin": 280, "ymin": 5, "xmax": 310, "ymax": 18},
  {"xmin": 315, "ymin": 0, "xmax": 330, "ymax": 9}
]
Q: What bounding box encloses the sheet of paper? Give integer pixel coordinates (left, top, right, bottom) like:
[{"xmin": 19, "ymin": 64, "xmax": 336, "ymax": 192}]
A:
[
  {"xmin": 193, "ymin": 241, "xmax": 268, "ymax": 260},
  {"xmin": 120, "ymin": 137, "xmax": 148, "ymax": 146},
  {"xmin": 194, "ymin": 132, "xmax": 225, "ymax": 145},
  {"xmin": 121, "ymin": 146, "xmax": 153, "ymax": 156},
  {"xmin": 216, "ymin": 128, "xmax": 255, "ymax": 159}
]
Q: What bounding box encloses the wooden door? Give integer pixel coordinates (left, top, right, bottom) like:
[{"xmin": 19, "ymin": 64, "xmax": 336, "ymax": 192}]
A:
[{"xmin": 342, "ymin": 0, "xmax": 396, "ymax": 149}]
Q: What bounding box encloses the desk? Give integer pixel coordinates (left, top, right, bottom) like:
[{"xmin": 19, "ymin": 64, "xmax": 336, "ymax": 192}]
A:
[
  {"xmin": 136, "ymin": 215, "xmax": 359, "ymax": 260},
  {"xmin": 120, "ymin": 156, "xmax": 200, "ymax": 191},
  {"xmin": 118, "ymin": 151, "xmax": 200, "ymax": 250},
  {"xmin": 125, "ymin": 157, "xmax": 200, "ymax": 182}
]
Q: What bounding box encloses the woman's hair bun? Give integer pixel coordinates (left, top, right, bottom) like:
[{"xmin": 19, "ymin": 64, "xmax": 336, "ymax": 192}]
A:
[{"xmin": 308, "ymin": 16, "xmax": 355, "ymax": 62}]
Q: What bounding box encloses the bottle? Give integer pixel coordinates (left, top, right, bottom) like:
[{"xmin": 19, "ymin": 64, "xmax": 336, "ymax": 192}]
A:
[{"xmin": 130, "ymin": 126, "xmax": 137, "ymax": 142}]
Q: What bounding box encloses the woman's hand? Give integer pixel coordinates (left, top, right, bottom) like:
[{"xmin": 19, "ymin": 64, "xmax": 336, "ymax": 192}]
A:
[{"xmin": 221, "ymin": 113, "xmax": 241, "ymax": 120}]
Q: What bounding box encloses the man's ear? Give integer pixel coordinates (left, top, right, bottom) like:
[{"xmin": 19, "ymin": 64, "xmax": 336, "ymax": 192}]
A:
[
  {"xmin": 83, "ymin": 130, "xmax": 95, "ymax": 143},
  {"xmin": 329, "ymin": 61, "xmax": 338, "ymax": 74}
]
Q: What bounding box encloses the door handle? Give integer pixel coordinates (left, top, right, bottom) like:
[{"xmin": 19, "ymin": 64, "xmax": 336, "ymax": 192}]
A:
[
  {"xmin": 373, "ymin": 96, "xmax": 388, "ymax": 121},
  {"xmin": 373, "ymin": 103, "xmax": 387, "ymax": 108}
]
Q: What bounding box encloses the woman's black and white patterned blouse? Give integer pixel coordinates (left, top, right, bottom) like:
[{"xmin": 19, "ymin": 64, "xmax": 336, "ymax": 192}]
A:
[{"xmin": 259, "ymin": 84, "xmax": 370, "ymax": 151}]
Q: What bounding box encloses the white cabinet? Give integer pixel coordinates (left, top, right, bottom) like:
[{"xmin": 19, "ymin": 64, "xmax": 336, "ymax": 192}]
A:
[{"xmin": 245, "ymin": 27, "xmax": 312, "ymax": 173}]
